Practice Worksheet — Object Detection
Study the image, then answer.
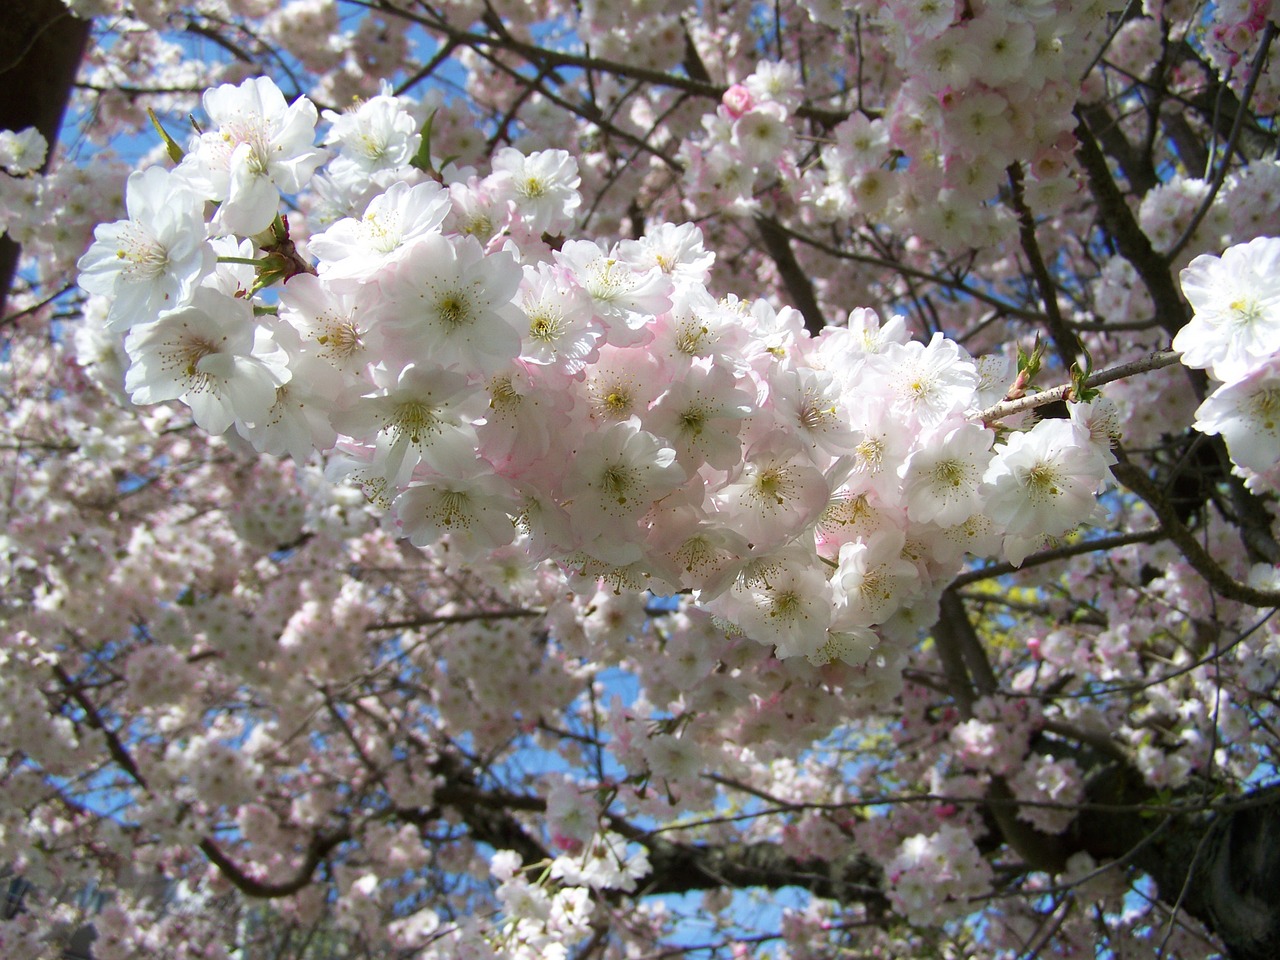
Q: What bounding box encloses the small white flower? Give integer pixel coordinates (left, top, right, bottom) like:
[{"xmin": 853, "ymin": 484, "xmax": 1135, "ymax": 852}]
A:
[
  {"xmin": 1193, "ymin": 357, "xmax": 1280, "ymax": 473},
  {"xmin": 902, "ymin": 422, "xmax": 993, "ymax": 525},
  {"xmin": 549, "ymin": 831, "xmax": 650, "ymax": 892},
  {"xmin": 331, "ymin": 365, "xmax": 486, "ymax": 487},
  {"xmin": 981, "ymin": 419, "xmax": 1108, "ymax": 564},
  {"xmin": 1176, "ymin": 236, "xmax": 1280, "ymax": 382},
  {"xmin": 0, "ymin": 127, "xmax": 47, "ymax": 174},
  {"xmin": 490, "ymin": 147, "xmax": 582, "ymax": 234},
  {"xmin": 124, "ymin": 287, "xmax": 289, "ymax": 434},
  {"xmin": 182, "ymin": 76, "xmax": 328, "ymax": 235},
  {"xmin": 309, "ymin": 179, "xmax": 451, "ymax": 278},
  {"xmin": 323, "ymin": 87, "xmax": 421, "ymax": 174},
  {"xmin": 77, "ymin": 166, "xmax": 214, "ymax": 332}
]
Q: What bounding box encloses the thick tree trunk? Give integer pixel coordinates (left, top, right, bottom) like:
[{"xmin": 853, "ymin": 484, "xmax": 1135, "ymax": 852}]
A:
[
  {"xmin": 1075, "ymin": 766, "xmax": 1280, "ymax": 958},
  {"xmin": 1140, "ymin": 791, "xmax": 1280, "ymax": 960},
  {"xmin": 1192, "ymin": 792, "xmax": 1280, "ymax": 960},
  {"xmin": 0, "ymin": 0, "xmax": 91, "ymax": 314}
]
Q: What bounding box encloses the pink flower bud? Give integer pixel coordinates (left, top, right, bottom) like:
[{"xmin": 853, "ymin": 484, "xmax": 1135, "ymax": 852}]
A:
[{"xmin": 721, "ymin": 83, "xmax": 753, "ymax": 119}]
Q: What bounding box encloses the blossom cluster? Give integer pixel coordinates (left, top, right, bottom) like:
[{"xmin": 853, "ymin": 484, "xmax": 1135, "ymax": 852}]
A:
[
  {"xmin": 885, "ymin": 823, "xmax": 993, "ymax": 926},
  {"xmin": 685, "ymin": 0, "xmax": 1128, "ymax": 249},
  {"xmin": 75, "ymin": 75, "xmax": 1120, "ymax": 676},
  {"xmin": 1176, "ymin": 235, "xmax": 1280, "ymax": 491},
  {"xmin": 5, "ymin": 0, "xmax": 1280, "ymax": 954}
]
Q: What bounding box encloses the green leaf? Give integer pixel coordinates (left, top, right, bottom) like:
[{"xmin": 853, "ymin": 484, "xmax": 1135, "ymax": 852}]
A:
[
  {"xmin": 1069, "ymin": 351, "xmax": 1101, "ymax": 403},
  {"xmin": 1016, "ymin": 335, "xmax": 1044, "ymax": 382},
  {"xmin": 408, "ymin": 109, "xmax": 440, "ymax": 178},
  {"xmin": 147, "ymin": 108, "xmax": 186, "ymax": 163},
  {"xmin": 1008, "ymin": 336, "xmax": 1045, "ymax": 400}
]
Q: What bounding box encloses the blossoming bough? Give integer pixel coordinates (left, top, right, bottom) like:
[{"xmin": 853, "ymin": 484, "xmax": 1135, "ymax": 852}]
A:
[{"xmin": 4, "ymin": 0, "xmax": 1280, "ymax": 956}]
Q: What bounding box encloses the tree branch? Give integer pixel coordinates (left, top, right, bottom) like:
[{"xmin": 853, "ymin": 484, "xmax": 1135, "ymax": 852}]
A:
[
  {"xmin": 754, "ymin": 214, "xmax": 827, "ymax": 335},
  {"xmin": 0, "ymin": 0, "xmax": 90, "ymax": 312},
  {"xmin": 976, "ymin": 349, "xmax": 1183, "ymax": 424},
  {"xmin": 934, "ymin": 590, "xmax": 1072, "ymax": 873},
  {"xmin": 1007, "ymin": 162, "xmax": 1082, "ymax": 369},
  {"xmin": 1112, "ymin": 456, "xmax": 1280, "ymax": 607},
  {"xmin": 1073, "ymin": 109, "xmax": 1189, "ymax": 339}
]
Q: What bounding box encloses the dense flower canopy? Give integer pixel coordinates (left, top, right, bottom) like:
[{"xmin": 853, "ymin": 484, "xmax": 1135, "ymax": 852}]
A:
[{"xmin": 4, "ymin": 1, "xmax": 1280, "ymax": 959}]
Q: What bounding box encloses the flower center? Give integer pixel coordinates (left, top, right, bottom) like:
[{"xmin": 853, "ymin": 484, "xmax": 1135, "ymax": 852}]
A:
[
  {"xmin": 600, "ymin": 464, "xmax": 633, "ymax": 504},
  {"xmin": 435, "ymin": 292, "xmax": 472, "ymax": 329},
  {"xmin": 1025, "ymin": 462, "xmax": 1062, "ymax": 499},
  {"xmin": 1249, "ymin": 387, "xmax": 1280, "ymax": 432},
  {"xmin": 856, "ymin": 437, "xmax": 884, "ymax": 470},
  {"xmin": 529, "ymin": 311, "xmax": 564, "ymax": 343},
  {"xmin": 674, "ymin": 320, "xmax": 712, "ymax": 355},
  {"xmin": 316, "ymin": 317, "xmax": 362, "ymax": 360},
  {"xmin": 750, "ymin": 466, "xmax": 792, "ymax": 507},
  {"xmin": 932, "ymin": 459, "xmax": 966, "ymax": 488},
  {"xmin": 390, "ymin": 401, "xmax": 440, "ymax": 444},
  {"xmin": 768, "ymin": 590, "xmax": 805, "ymax": 621},
  {"xmin": 166, "ymin": 335, "xmax": 218, "ymax": 383},
  {"xmin": 678, "ymin": 406, "xmax": 708, "ymax": 436},
  {"xmin": 1229, "ymin": 298, "xmax": 1263, "ymax": 326},
  {"xmin": 117, "ymin": 224, "xmax": 171, "ymax": 282}
]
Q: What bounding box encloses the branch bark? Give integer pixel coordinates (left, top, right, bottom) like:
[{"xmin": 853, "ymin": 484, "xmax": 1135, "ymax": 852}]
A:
[
  {"xmin": 755, "ymin": 214, "xmax": 827, "ymax": 335},
  {"xmin": 0, "ymin": 0, "xmax": 90, "ymax": 314},
  {"xmin": 1073, "ymin": 109, "xmax": 1189, "ymax": 339}
]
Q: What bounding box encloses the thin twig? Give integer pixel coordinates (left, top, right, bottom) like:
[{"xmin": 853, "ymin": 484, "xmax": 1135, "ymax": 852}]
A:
[{"xmin": 976, "ymin": 349, "xmax": 1183, "ymax": 423}]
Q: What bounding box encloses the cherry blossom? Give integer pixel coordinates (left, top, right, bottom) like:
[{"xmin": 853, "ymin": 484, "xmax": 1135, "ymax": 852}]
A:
[
  {"xmin": 1175, "ymin": 236, "xmax": 1280, "ymax": 382},
  {"xmin": 6, "ymin": 3, "xmax": 1280, "ymax": 958},
  {"xmin": 182, "ymin": 76, "xmax": 328, "ymax": 236},
  {"xmin": 76, "ymin": 166, "xmax": 214, "ymax": 330}
]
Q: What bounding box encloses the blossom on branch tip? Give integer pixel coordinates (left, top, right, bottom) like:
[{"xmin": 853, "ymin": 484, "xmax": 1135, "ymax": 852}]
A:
[
  {"xmin": 549, "ymin": 831, "xmax": 650, "ymax": 892},
  {"xmin": 322, "ymin": 86, "xmax": 422, "ymax": 178},
  {"xmin": 393, "ymin": 462, "xmax": 518, "ymax": 558},
  {"xmin": 981, "ymin": 418, "xmax": 1109, "ymax": 565},
  {"xmin": 554, "ymin": 239, "xmax": 673, "ymax": 346},
  {"xmin": 308, "ymin": 179, "xmax": 451, "ymax": 279},
  {"xmin": 706, "ymin": 547, "xmax": 835, "ymax": 660},
  {"xmin": 901, "ymin": 422, "xmax": 993, "ymax": 525},
  {"xmin": 563, "ymin": 419, "xmax": 686, "ymax": 560},
  {"xmin": 0, "ymin": 127, "xmax": 48, "ymax": 175},
  {"xmin": 182, "ymin": 76, "xmax": 328, "ymax": 236},
  {"xmin": 370, "ymin": 233, "xmax": 523, "ymax": 376},
  {"xmin": 1175, "ymin": 236, "xmax": 1280, "ymax": 383},
  {"xmin": 490, "ymin": 147, "xmax": 582, "ymax": 234},
  {"xmin": 711, "ymin": 431, "xmax": 830, "ymax": 554},
  {"xmin": 331, "ymin": 365, "xmax": 485, "ymax": 488}
]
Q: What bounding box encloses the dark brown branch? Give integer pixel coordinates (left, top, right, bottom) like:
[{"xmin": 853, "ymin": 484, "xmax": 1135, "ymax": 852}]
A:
[
  {"xmin": 609, "ymin": 818, "xmax": 886, "ymax": 908},
  {"xmin": 1077, "ymin": 102, "xmax": 1158, "ymax": 197},
  {"xmin": 50, "ymin": 664, "xmax": 149, "ymax": 792},
  {"xmin": 773, "ymin": 219, "xmax": 1046, "ymax": 322},
  {"xmin": 366, "ymin": 608, "xmax": 543, "ymax": 631},
  {"xmin": 1073, "ymin": 109, "xmax": 1189, "ymax": 339},
  {"xmin": 0, "ymin": 0, "xmax": 90, "ymax": 313},
  {"xmin": 1112, "ymin": 457, "xmax": 1280, "ymax": 607},
  {"xmin": 948, "ymin": 528, "xmax": 1167, "ymax": 589},
  {"xmin": 1007, "ymin": 162, "xmax": 1082, "ymax": 369},
  {"xmin": 390, "ymin": 10, "xmax": 848, "ymax": 126},
  {"xmin": 935, "ymin": 591, "xmax": 1071, "ymax": 872},
  {"xmin": 754, "ymin": 214, "xmax": 826, "ymax": 335},
  {"xmin": 198, "ymin": 830, "xmax": 353, "ymax": 899},
  {"xmin": 1167, "ymin": 22, "xmax": 1277, "ymax": 262}
]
